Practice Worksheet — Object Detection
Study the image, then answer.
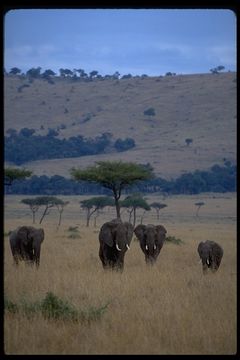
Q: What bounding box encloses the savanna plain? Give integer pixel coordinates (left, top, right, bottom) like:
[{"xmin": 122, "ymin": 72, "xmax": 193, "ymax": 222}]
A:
[{"xmin": 4, "ymin": 192, "xmax": 236, "ymax": 355}]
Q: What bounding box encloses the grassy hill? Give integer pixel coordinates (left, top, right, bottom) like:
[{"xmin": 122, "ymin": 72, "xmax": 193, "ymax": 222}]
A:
[{"xmin": 4, "ymin": 72, "xmax": 236, "ymax": 179}]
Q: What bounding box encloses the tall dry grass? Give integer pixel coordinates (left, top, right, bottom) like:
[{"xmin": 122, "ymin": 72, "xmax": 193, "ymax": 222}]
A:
[{"xmin": 4, "ymin": 193, "xmax": 236, "ymax": 354}]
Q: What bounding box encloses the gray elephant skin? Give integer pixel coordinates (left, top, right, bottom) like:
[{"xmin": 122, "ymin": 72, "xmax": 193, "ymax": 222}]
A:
[
  {"xmin": 99, "ymin": 219, "xmax": 134, "ymax": 271},
  {"xmin": 134, "ymin": 224, "xmax": 167, "ymax": 265},
  {"xmin": 9, "ymin": 226, "xmax": 44, "ymax": 267},
  {"xmin": 197, "ymin": 240, "xmax": 223, "ymax": 273}
]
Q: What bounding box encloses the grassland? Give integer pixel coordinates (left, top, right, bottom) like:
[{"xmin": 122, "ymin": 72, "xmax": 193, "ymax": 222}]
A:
[
  {"xmin": 4, "ymin": 192, "xmax": 236, "ymax": 355},
  {"xmin": 4, "ymin": 72, "xmax": 236, "ymax": 179}
]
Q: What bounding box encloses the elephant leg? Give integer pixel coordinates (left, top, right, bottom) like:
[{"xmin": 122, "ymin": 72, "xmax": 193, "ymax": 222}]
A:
[
  {"xmin": 12, "ymin": 251, "xmax": 20, "ymax": 266},
  {"xmin": 10, "ymin": 243, "xmax": 20, "ymax": 265},
  {"xmin": 202, "ymin": 263, "xmax": 208, "ymax": 274},
  {"xmin": 99, "ymin": 246, "xmax": 109, "ymax": 269},
  {"xmin": 114, "ymin": 258, "xmax": 124, "ymax": 271}
]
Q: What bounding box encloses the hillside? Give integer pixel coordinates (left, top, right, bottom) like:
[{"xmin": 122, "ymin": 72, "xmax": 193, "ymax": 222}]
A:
[{"xmin": 4, "ymin": 72, "xmax": 236, "ymax": 179}]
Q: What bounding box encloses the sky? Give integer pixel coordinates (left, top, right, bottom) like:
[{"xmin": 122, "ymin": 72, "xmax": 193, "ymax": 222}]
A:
[{"xmin": 4, "ymin": 9, "xmax": 236, "ymax": 76}]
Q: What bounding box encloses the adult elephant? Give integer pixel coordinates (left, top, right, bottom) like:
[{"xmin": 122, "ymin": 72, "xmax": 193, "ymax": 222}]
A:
[
  {"xmin": 99, "ymin": 219, "xmax": 134, "ymax": 271},
  {"xmin": 197, "ymin": 240, "xmax": 223, "ymax": 274},
  {"xmin": 134, "ymin": 224, "xmax": 167, "ymax": 265},
  {"xmin": 9, "ymin": 226, "xmax": 45, "ymax": 267}
]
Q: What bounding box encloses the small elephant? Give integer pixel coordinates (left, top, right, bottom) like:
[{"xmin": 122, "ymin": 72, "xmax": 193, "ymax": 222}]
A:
[
  {"xmin": 197, "ymin": 240, "xmax": 223, "ymax": 274},
  {"xmin": 99, "ymin": 219, "xmax": 134, "ymax": 271},
  {"xmin": 134, "ymin": 224, "xmax": 167, "ymax": 265},
  {"xmin": 9, "ymin": 226, "xmax": 44, "ymax": 267}
]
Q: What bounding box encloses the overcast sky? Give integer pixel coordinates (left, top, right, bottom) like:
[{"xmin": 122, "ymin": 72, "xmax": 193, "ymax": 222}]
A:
[{"xmin": 4, "ymin": 9, "xmax": 236, "ymax": 76}]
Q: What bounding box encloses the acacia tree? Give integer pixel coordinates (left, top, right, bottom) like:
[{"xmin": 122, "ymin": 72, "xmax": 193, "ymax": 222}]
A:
[
  {"xmin": 55, "ymin": 200, "xmax": 69, "ymax": 227},
  {"xmin": 32, "ymin": 196, "xmax": 63, "ymax": 224},
  {"xmin": 71, "ymin": 161, "xmax": 154, "ymax": 220},
  {"xmin": 21, "ymin": 198, "xmax": 40, "ymax": 224},
  {"xmin": 80, "ymin": 196, "xmax": 114, "ymax": 227},
  {"xmin": 150, "ymin": 202, "xmax": 167, "ymax": 220},
  {"xmin": 120, "ymin": 193, "xmax": 151, "ymax": 227},
  {"xmin": 195, "ymin": 201, "xmax": 205, "ymax": 216},
  {"xmin": 4, "ymin": 167, "xmax": 32, "ymax": 186},
  {"xmin": 21, "ymin": 196, "xmax": 68, "ymax": 225},
  {"xmin": 9, "ymin": 67, "xmax": 21, "ymax": 75}
]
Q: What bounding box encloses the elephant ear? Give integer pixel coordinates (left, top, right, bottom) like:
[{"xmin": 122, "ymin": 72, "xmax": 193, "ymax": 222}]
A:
[
  {"xmin": 17, "ymin": 226, "xmax": 31, "ymax": 245},
  {"xmin": 123, "ymin": 222, "xmax": 134, "ymax": 244},
  {"xmin": 197, "ymin": 242, "xmax": 204, "ymax": 255},
  {"xmin": 38, "ymin": 228, "xmax": 45, "ymax": 242},
  {"xmin": 155, "ymin": 225, "xmax": 167, "ymax": 245},
  {"xmin": 99, "ymin": 222, "xmax": 115, "ymax": 247},
  {"xmin": 134, "ymin": 224, "xmax": 146, "ymax": 242},
  {"xmin": 156, "ymin": 225, "xmax": 167, "ymax": 237}
]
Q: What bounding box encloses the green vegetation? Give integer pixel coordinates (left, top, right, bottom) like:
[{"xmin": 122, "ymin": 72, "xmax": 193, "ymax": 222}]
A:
[
  {"xmin": 80, "ymin": 196, "xmax": 115, "ymax": 226},
  {"xmin": 121, "ymin": 193, "xmax": 151, "ymax": 226},
  {"xmin": 150, "ymin": 202, "xmax": 168, "ymax": 220},
  {"xmin": 71, "ymin": 161, "xmax": 154, "ymax": 219},
  {"xmin": 5, "ymin": 130, "xmax": 135, "ymax": 165},
  {"xmin": 143, "ymin": 107, "xmax": 156, "ymax": 118},
  {"xmin": 195, "ymin": 201, "xmax": 205, "ymax": 216},
  {"xmin": 4, "ymin": 167, "xmax": 32, "ymax": 186},
  {"xmin": 21, "ymin": 196, "xmax": 68, "ymax": 225},
  {"xmin": 5, "ymin": 163, "xmax": 236, "ymax": 196},
  {"xmin": 4, "ymin": 292, "xmax": 109, "ymax": 323},
  {"xmin": 67, "ymin": 227, "xmax": 81, "ymax": 239},
  {"xmin": 165, "ymin": 236, "xmax": 184, "ymax": 245}
]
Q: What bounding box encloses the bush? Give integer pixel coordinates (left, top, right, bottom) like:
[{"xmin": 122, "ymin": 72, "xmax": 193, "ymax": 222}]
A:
[
  {"xmin": 4, "ymin": 292, "xmax": 109, "ymax": 323},
  {"xmin": 143, "ymin": 108, "xmax": 156, "ymax": 117},
  {"xmin": 165, "ymin": 236, "xmax": 184, "ymax": 245},
  {"xmin": 114, "ymin": 138, "xmax": 135, "ymax": 152}
]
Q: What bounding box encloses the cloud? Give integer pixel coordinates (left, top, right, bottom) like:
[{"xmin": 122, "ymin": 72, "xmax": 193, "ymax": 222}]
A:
[
  {"xmin": 207, "ymin": 45, "xmax": 236, "ymax": 66},
  {"xmin": 4, "ymin": 44, "xmax": 59, "ymax": 70}
]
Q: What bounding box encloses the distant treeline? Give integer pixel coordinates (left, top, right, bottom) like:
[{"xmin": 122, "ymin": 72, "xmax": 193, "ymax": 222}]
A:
[
  {"xmin": 4, "ymin": 129, "xmax": 135, "ymax": 165},
  {"xmin": 5, "ymin": 164, "xmax": 236, "ymax": 195}
]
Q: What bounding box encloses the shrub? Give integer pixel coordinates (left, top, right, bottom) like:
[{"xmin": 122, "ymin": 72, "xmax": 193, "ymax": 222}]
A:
[
  {"xmin": 40, "ymin": 292, "xmax": 79, "ymax": 321},
  {"xmin": 114, "ymin": 138, "xmax": 135, "ymax": 152},
  {"xmin": 4, "ymin": 292, "xmax": 109, "ymax": 323},
  {"xmin": 165, "ymin": 235, "xmax": 184, "ymax": 245}
]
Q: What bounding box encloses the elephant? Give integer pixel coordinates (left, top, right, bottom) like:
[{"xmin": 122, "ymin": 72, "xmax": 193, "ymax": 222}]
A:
[
  {"xmin": 9, "ymin": 226, "xmax": 44, "ymax": 267},
  {"xmin": 134, "ymin": 224, "xmax": 167, "ymax": 265},
  {"xmin": 197, "ymin": 240, "xmax": 223, "ymax": 274},
  {"xmin": 99, "ymin": 219, "xmax": 134, "ymax": 271}
]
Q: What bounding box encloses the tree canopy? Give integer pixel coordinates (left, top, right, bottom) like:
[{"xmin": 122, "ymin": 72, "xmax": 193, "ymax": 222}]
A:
[
  {"xmin": 71, "ymin": 161, "xmax": 154, "ymax": 219},
  {"xmin": 121, "ymin": 193, "xmax": 151, "ymax": 226},
  {"xmin": 4, "ymin": 167, "xmax": 32, "ymax": 186},
  {"xmin": 80, "ymin": 196, "xmax": 114, "ymax": 226}
]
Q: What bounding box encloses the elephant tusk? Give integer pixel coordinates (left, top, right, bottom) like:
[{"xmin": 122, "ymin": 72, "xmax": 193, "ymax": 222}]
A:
[
  {"xmin": 116, "ymin": 243, "xmax": 122, "ymax": 251},
  {"xmin": 145, "ymin": 245, "xmax": 148, "ymax": 250},
  {"xmin": 154, "ymin": 244, "xmax": 157, "ymax": 250},
  {"xmin": 206, "ymin": 259, "xmax": 210, "ymax": 265},
  {"xmin": 126, "ymin": 244, "xmax": 130, "ymax": 250}
]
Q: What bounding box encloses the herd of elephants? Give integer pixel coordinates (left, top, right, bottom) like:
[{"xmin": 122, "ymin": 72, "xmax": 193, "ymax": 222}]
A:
[{"xmin": 9, "ymin": 219, "xmax": 224, "ymax": 274}]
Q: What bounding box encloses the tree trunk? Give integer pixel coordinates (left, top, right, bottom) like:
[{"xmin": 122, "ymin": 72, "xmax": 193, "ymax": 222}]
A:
[
  {"xmin": 116, "ymin": 199, "xmax": 121, "ymax": 220},
  {"xmin": 58, "ymin": 210, "xmax": 63, "ymax": 227},
  {"xmin": 39, "ymin": 206, "xmax": 49, "ymax": 224},
  {"xmin": 32, "ymin": 211, "xmax": 35, "ymax": 224},
  {"xmin": 113, "ymin": 188, "xmax": 121, "ymax": 220},
  {"xmin": 133, "ymin": 208, "xmax": 136, "ymax": 227},
  {"xmin": 86, "ymin": 209, "xmax": 90, "ymax": 227}
]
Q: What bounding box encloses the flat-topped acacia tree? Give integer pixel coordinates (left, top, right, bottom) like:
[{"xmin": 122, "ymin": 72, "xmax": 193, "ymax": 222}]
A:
[
  {"xmin": 4, "ymin": 167, "xmax": 32, "ymax": 186},
  {"xmin": 71, "ymin": 161, "xmax": 154, "ymax": 220}
]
